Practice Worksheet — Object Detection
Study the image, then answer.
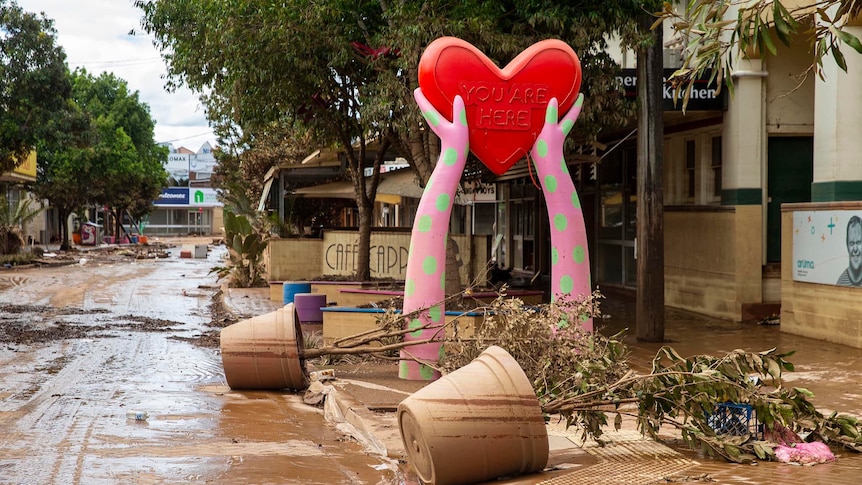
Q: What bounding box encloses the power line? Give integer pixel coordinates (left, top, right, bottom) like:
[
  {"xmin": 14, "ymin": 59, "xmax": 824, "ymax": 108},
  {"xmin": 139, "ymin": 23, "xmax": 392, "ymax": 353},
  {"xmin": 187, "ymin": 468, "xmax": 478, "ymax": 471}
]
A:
[
  {"xmin": 159, "ymin": 131, "xmax": 214, "ymax": 144},
  {"xmin": 68, "ymin": 57, "xmax": 163, "ymax": 69}
]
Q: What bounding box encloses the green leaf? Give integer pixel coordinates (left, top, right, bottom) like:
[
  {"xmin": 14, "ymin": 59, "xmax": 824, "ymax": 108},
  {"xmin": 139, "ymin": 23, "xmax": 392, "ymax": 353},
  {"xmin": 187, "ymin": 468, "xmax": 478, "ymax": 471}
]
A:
[
  {"xmin": 760, "ymin": 30, "xmax": 778, "ymax": 56},
  {"xmin": 832, "ymin": 46, "xmax": 848, "ymax": 72},
  {"xmin": 834, "ymin": 27, "xmax": 862, "ymax": 54}
]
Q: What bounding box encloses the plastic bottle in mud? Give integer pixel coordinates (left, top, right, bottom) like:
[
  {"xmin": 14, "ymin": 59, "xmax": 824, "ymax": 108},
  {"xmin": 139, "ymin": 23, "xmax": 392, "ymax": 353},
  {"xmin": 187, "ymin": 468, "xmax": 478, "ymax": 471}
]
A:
[{"xmin": 126, "ymin": 411, "xmax": 149, "ymax": 421}]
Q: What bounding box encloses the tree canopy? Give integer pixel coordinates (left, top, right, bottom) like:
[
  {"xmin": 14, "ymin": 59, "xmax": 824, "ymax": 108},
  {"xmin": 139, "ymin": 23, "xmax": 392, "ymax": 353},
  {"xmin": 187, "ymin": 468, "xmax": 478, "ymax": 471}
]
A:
[
  {"xmin": 136, "ymin": 0, "xmax": 655, "ymax": 279},
  {"xmin": 34, "ymin": 70, "xmax": 168, "ymax": 248},
  {"xmin": 0, "ymin": 0, "xmax": 70, "ymax": 173}
]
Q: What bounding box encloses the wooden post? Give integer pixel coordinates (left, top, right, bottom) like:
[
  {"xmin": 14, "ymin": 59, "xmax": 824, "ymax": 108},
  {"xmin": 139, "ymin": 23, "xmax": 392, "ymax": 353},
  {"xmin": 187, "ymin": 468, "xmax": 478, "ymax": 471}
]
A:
[{"xmin": 636, "ymin": 18, "xmax": 665, "ymax": 342}]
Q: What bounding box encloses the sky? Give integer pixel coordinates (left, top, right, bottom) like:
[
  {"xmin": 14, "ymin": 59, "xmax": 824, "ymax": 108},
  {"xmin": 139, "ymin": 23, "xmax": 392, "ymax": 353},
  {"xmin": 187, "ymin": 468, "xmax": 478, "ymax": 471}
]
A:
[{"xmin": 17, "ymin": 0, "xmax": 215, "ymax": 153}]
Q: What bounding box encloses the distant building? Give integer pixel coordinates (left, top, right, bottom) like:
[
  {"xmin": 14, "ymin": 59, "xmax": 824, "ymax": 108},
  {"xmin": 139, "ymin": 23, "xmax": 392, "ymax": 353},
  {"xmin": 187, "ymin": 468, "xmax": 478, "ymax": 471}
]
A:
[
  {"xmin": 149, "ymin": 142, "xmax": 224, "ymax": 235},
  {"xmin": 0, "ymin": 151, "xmax": 47, "ymax": 246}
]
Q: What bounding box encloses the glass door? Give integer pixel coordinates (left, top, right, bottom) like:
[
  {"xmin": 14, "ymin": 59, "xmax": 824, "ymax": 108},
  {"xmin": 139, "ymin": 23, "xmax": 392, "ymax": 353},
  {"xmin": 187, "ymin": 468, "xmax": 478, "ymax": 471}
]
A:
[{"xmin": 188, "ymin": 210, "xmax": 203, "ymax": 234}]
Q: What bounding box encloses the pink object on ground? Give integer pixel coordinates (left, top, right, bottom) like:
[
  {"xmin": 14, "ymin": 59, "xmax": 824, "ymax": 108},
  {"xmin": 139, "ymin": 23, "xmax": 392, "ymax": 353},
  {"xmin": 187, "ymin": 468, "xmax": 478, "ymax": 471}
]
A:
[{"xmin": 774, "ymin": 442, "xmax": 835, "ymax": 465}]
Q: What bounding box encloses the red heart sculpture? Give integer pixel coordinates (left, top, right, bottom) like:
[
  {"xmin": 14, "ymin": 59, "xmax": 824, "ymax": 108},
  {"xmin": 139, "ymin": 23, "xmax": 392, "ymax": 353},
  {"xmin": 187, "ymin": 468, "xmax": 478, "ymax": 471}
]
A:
[{"xmin": 418, "ymin": 37, "xmax": 581, "ymax": 175}]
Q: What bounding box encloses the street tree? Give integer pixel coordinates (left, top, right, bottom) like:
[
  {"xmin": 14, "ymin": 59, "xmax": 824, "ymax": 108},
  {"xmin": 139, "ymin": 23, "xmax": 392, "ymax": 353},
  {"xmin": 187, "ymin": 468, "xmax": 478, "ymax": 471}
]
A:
[
  {"xmin": 137, "ymin": 0, "xmax": 400, "ymax": 280},
  {"xmin": 34, "ymin": 70, "xmax": 167, "ymax": 248},
  {"xmin": 32, "ymin": 99, "xmax": 94, "ymax": 250},
  {"xmin": 69, "ymin": 70, "xmax": 168, "ymax": 241},
  {"xmin": 0, "ymin": 0, "xmax": 70, "ymax": 173}
]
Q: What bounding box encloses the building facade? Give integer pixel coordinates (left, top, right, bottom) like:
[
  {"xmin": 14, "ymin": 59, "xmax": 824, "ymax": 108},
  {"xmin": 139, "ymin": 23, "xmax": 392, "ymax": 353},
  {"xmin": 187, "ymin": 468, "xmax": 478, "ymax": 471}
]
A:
[{"xmin": 149, "ymin": 142, "xmax": 224, "ymax": 236}]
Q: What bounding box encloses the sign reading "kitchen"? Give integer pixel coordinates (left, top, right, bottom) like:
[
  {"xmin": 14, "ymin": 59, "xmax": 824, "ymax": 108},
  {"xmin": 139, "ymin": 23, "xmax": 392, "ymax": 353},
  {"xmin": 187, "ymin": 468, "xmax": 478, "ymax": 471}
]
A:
[{"xmin": 616, "ymin": 69, "xmax": 726, "ymax": 112}]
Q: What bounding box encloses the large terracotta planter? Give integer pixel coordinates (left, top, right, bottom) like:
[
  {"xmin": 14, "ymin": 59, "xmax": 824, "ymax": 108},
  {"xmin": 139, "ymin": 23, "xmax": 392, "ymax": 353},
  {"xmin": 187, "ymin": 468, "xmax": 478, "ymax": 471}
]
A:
[
  {"xmin": 220, "ymin": 303, "xmax": 309, "ymax": 390},
  {"xmin": 397, "ymin": 345, "xmax": 548, "ymax": 485}
]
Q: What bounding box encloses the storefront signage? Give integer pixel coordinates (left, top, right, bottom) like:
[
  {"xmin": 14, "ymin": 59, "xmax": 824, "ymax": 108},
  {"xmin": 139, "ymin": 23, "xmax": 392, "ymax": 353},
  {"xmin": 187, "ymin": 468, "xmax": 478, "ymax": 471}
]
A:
[
  {"xmin": 12, "ymin": 151, "xmax": 37, "ymax": 178},
  {"xmin": 154, "ymin": 187, "xmax": 222, "ymax": 207},
  {"xmin": 155, "ymin": 187, "xmax": 189, "ymax": 205},
  {"xmin": 792, "ymin": 210, "xmax": 862, "ymax": 287},
  {"xmin": 617, "ymin": 69, "xmax": 725, "ymax": 111}
]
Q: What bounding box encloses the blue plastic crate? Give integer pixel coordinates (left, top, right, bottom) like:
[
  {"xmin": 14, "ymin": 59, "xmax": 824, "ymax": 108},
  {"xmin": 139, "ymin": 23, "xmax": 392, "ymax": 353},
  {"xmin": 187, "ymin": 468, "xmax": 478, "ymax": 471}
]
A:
[{"xmin": 707, "ymin": 403, "xmax": 763, "ymax": 438}]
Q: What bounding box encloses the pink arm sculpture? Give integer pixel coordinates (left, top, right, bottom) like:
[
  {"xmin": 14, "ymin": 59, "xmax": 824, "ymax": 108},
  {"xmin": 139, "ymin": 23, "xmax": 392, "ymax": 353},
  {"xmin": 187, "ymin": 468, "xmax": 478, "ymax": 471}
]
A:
[
  {"xmin": 530, "ymin": 95, "xmax": 593, "ymax": 332},
  {"xmin": 399, "ymin": 89, "xmax": 469, "ymax": 380}
]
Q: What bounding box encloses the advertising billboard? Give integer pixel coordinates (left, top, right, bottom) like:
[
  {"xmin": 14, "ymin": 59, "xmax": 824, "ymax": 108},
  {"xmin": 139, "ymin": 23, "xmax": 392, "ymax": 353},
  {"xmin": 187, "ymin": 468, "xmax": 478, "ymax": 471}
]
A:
[{"xmin": 792, "ymin": 210, "xmax": 862, "ymax": 287}]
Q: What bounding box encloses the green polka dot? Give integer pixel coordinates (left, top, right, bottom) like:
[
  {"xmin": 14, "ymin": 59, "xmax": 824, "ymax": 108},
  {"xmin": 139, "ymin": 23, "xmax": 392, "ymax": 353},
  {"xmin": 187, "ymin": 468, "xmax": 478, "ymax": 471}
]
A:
[
  {"xmin": 429, "ymin": 305, "xmax": 442, "ymax": 322},
  {"xmin": 423, "ymin": 256, "xmax": 437, "ymax": 275},
  {"xmin": 575, "ymin": 94, "xmax": 584, "ymax": 108},
  {"xmin": 424, "ymin": 110, "xmax": 440, "ymax": 126},
  {"xmin": 561, "ymin": 158, "xmax": 569, "ymax": 175},
  {"xmin": 443, "ymin": 147, "xmax": 458, "ymax": 166},
  {"xmin": 464, "ymin": 143, "xmax": 469, "ymax": 158},
  {"xmin": 459, "ymin": 109, "xmax": 467, "ymax": 126},
  {"xmin": 435, "ymin": 193, "xmax": 450, "ymax": 212},
  {"xmin": 561, "ymin": 118, "xmax": 574, "ymax": 136},
  {"xmin": 399, "ymin": 360, "xmax": 409, "ymax": 376},
  {"xmin": 409, "ymin": 318, "xmax": 424, "ymax": 337},
  {"xmin": 580, "ymin": 313, "xmax": 590, "ymax": 322},
  {"xmin": 557, "ymin": 317, "xmax": 570, "ymax": 330},
  {"xmin": 554, "ymin": 214, "xmax": 568, "ymax": 231},
  {"xmin": 440, "ymin": 271, "xmax": 446, "ymax": 290},
  {"xmin": 425, "ymin": 177, "xmax": 433, "ymax": 192},
  {"xmin": 544, "ymin": 175, "xmax": 558, "ymax": 193},
  {"xmin": 417, "ymin": 214, "xmax": 432, "ymax": 232},
  {"xmin": 573, "ymin": 245, "xmax": 585, "ymax": 264},
  {"xmin": 552, "ymin": 247, "xmax": 559, "ymax": 265},
  {"xmin": 545, "ymin": 104, "xmax": 558, "ymax": 124},
  {"xmin": 438, "ymin": 345, "xmax": 446, "ymax": 360},
  {"xmin": 419, "ymin": 364, "xmax": 435, "ymax": 380},
  {"xmin": 536, "ymin": 139, "xmax": 548, "ymax": 158},
  {"xmin": 560, "ymin": 275, "xmax": 574, "ymax": 294},
  {"xmin": 571, "ymin": 191, "xmax": 581, "ymax": 209}
]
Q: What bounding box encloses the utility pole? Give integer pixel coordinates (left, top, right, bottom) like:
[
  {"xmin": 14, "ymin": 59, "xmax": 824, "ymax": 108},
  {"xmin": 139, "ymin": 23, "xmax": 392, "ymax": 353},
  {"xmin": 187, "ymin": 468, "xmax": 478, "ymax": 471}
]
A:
[{"xmin": 636, "ymin": 16, "xmax": 665, "ymax": 342}]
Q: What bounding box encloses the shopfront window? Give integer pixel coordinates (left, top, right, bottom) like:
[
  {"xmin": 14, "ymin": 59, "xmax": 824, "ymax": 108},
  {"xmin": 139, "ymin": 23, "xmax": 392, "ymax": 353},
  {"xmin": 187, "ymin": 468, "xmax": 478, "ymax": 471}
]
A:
[{"xmin": 597, "ymin": 146, "xmax": 638, "ymax": 287}]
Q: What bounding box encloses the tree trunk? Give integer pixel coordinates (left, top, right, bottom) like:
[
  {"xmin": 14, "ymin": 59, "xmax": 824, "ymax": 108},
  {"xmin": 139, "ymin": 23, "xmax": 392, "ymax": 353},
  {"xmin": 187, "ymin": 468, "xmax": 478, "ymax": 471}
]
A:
[
  {"xmin": 355, "ymin": 198, "xmax": 374, "ymax": 281},
  {"xmin": 445, "ymin": 236, "xmax": 462, "ymax": 295},
  {"xmin": 59, "ymin": 208, "xmax": 70, "ymax": 251},
  {"xmin": 115, "ymin": 207, "xmax": 124, "ymax": 242},
  {"xmin": 636, "ymin": 17, "xmax": 665, "ymax": 342}
]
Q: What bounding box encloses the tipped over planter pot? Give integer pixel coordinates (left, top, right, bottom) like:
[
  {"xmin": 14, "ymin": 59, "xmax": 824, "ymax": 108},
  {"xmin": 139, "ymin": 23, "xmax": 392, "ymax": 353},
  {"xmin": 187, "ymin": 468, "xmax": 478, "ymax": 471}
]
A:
[
  {"xmin": 397, "ymin": 345, "xmax": 548, "ymax": 485},
  {"xmin": 220, "ymin": 303, "xmax": 309, "ymax": 390}
]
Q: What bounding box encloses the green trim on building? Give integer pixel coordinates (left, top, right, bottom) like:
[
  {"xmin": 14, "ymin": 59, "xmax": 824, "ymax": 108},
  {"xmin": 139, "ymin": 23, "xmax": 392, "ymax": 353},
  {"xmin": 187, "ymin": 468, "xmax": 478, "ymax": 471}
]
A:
[
  {"xmin": 721, "ymin": 188, "xmax": 762, "ymax": 205},
  {"xmin": 811, "ymin": 181, "xmax": 862, "ymax": 202}
]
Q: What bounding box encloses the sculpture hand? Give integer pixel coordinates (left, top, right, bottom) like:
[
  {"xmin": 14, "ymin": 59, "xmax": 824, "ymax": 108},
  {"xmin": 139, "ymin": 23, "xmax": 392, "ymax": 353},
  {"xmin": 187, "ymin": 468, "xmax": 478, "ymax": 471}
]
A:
[
  {"xmin": 530, "ymin": 94, "xmax": 593, "ymax": 331},
  {"xmin": 400, "ymin": 89, "xmax": 470, "ymax": 380},
  {"xmin": 413, "ymin": 88, "xmax": 470, "ymax": 153}
]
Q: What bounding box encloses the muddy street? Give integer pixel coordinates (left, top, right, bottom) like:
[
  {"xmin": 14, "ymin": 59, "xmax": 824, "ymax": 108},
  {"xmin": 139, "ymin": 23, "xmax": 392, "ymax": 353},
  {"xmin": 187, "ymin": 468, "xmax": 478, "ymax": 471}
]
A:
[
  {"xmin": 0, "ymin": 241, "xmax": 398, "ymax": 484},
  {"xmin": 4, "ymin": 242, "xmax": 862, "ymax": 484}
]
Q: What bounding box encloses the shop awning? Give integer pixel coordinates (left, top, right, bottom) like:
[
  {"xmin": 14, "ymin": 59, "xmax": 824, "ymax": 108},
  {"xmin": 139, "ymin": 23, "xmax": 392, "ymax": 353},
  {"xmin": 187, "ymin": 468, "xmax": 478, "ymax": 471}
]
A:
[
  {"xmin": 293, "ymin": 180, "xmax": 356, "ymax": 199},
  {"xmin": 291, "ymin": 168, "xmax": 470, "ymax": 205}
]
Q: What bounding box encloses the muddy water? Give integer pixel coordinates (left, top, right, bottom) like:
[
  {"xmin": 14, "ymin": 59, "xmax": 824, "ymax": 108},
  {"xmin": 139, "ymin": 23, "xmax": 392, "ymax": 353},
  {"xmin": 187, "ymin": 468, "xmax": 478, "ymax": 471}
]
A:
[
  {"xmin": 597, "ymin": 294, "xmax": 862, "ymax": 417},
  {"xmin": 594, "ymin": 292, "xmax": 862, "ymax": 484},
  {"xmin": 0, "ymin": 243, "xmax": 398, "ymax": 484}
]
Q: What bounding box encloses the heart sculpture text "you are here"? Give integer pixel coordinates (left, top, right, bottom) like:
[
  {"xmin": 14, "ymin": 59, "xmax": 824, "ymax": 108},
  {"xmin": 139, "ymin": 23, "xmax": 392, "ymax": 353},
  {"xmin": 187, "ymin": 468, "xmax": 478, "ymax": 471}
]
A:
[{"xmin": 418, "ymin": 37, "xmax": 582, "ymax": 175}]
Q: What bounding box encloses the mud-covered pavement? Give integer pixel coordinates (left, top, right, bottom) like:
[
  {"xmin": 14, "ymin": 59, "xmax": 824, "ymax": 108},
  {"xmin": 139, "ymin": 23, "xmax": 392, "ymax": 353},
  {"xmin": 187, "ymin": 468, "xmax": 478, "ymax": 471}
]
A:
[{"xmin": 0, "ymin": 240, "xmax": 399, "ymax": 484}]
